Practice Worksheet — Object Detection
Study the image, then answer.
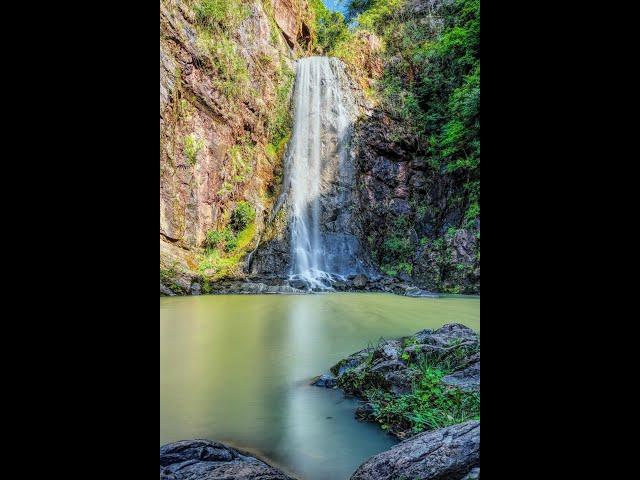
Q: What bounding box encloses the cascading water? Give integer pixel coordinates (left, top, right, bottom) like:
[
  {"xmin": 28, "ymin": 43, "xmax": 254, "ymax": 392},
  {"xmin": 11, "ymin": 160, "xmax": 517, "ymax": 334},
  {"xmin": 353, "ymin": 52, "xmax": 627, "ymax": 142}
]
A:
[{"xmin": 285, "ymin": 56, "xmax": 363, "ymax": 290}]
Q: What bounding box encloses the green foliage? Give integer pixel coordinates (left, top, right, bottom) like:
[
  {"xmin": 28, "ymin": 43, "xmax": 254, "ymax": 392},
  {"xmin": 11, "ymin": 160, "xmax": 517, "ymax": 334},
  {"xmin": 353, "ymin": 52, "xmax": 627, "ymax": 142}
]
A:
[
  {"xmin": 367, "ymin": 360, "xmax": 480, "ymax": 435},
  {"xmin": 415, "ymin": 0, "xmax": 480, "ymax": 184},
  {"xmin": 183, "ymin": 133, "xmax": 204, "ymax": 165},
  {"xmin": 346, "ymin": 0, "xmax": 372, "ymax": 21},
  {"xmin": 464, "ymin": 201, "xmax": 480, "ymax": 227},
  {"xmin": 194, "ymin": 0, "xmax": 229, "ymax": 27},
  {"xmin": 343, "ymin": 0, "xmax": 479, "ymax": 292},
  {"xmin": 217, "ymin": 181, "xmax": 233, "ymax": 197},
  {"xmin": 193, "ymin": 0, "xmax": 251, "ymax": 100},
  {"xmin": 205, "ymin": 228, "xmax": 236, "ymax": 252},
  {"xmin": 230, "ymin": 201, "xmax": 255, "ymax": 232},
  {"xmin": 199, "ymin": 220, "xmax": 257, "ymax": 279},
  {"xmin": 201, "ymin": 278, "xmax": 213, "ymax": 294},
  {"xmin": 194, "ymin": 0, "xmax": 249, "ymax": 30},
  {"xmin": 197, "ymin": 31, "xmax": 250, "ymax": 99},
  {"xmin": 160, "ymin": 263, "xmax": 186, "ymax": 294},
  {"xmin": 309, "ymin": 0, "xmax": 350, "ymax": 54},
  {"xmin": 378, "ymin": 216, "xmax": 414, "ymax": 276},
  {"xmin": 228, "ymin": 137, "xmax": 255, "ymax": 183},
  {"xmin": 267, "ymin": 63, "xmax": 295, "ymax": 158}
]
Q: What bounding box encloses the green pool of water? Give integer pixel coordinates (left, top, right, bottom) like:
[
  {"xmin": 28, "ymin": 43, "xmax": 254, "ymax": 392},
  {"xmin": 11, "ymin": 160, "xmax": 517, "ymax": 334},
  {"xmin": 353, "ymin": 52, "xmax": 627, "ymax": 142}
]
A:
[{"xmin": 160, "ymin": 292, "xmax": 479, "ymax": 479}]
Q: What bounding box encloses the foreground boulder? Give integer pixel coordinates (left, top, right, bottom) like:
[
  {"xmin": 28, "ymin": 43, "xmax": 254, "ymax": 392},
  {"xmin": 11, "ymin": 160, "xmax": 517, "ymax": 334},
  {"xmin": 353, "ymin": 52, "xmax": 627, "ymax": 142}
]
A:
[
  {"xmin": 350, "ymin": 420, "xmax": 480, "ymax": 480},
  {"xmin": 160, "ymin": 439, "xmax": 294, "ymax": 479},
  {"xmin": 329, "ymin": 323, "xmax": 480, "ymax": 399}
]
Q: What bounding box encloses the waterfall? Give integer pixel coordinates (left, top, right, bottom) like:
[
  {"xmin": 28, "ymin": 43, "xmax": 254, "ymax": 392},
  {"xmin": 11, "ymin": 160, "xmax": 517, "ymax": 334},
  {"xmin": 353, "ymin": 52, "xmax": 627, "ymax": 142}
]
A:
[{"xmin": 286, "ymin": 56, "xmax": 360, "ymax": 290}]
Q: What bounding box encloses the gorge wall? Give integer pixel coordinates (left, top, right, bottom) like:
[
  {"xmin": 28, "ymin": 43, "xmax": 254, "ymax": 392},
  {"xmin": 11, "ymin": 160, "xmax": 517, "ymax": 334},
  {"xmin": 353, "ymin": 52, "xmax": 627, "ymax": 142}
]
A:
[{"xmin": 160, "ymin": 0, "xmax": 480, "ymax": 295}]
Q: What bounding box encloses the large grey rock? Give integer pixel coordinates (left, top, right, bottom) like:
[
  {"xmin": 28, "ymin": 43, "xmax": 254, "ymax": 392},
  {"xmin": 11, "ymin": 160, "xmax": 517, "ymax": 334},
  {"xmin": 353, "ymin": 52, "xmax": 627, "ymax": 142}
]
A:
[
  {"xmin": 160, "ymin": 439, "xmax": 294, "ymax": 479},
  {"xmin": 442, "ymin": 360, "xmax": 480, "ymax": 391},
  {"xmin": 317, "ymin": 324, "xmax": 480, "ymax": 436},
  {"xmin": 352, "ymin": 274, "xmax": 369, "ymax": 288},
  {"xmin": 414, "ymin": 323, "xmax": 478, "ymax": 346},
  {"xmin": 350, "ymin": 420, "xmax": 480, "ymax": 480}
]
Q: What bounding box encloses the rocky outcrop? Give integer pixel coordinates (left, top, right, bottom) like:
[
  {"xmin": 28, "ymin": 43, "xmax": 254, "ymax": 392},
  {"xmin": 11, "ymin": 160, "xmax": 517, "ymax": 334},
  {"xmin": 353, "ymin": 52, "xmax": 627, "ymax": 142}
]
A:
[
  {"xmin": 316, "ymin": 323, "xmax": 480, "ymax": 438},
  {"xmin": 160, "ymin": 439, "xmax": 294, "ymax": 479},
  {"xmin": 330, "ymin": 323, "xmax": 479, "ymax": 395},
  {"xmin": 350, "ymin": 420, "xmax": 480, "ymax": 480},
  {"xmin": 272, "ymin": 0, "xmax": 312, "ymax": 49}
]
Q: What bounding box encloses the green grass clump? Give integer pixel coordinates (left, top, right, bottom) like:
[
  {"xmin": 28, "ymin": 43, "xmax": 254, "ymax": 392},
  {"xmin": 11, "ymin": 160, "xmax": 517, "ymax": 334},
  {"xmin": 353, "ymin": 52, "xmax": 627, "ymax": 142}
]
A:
[
  {"xmin": 366, "ymin": 358, "xmax": 479, "ymax": 436},
  {"xmin": 183, "ymin": 134, "xmax": 204, "ymax": 165},
  {"xmin": 194, "ymin": 0, "xmax": 249, "ymax": 30},
  {"xmin": 227, "ymin": 138, "xmax": 255, "ymax": 183},
  {"xmin": 197, "ymin": 31, "xmax": 249, "ymax": 99},
  {"xmin": 265, "ymin": 62, "xmax": 295, "ymax": 161}
]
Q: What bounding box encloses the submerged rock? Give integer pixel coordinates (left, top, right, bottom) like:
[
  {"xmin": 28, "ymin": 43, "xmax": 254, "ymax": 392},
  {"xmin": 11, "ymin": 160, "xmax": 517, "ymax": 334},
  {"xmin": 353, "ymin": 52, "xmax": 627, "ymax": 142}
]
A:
[
  {"xmin": 355, "ymin": 402, "xmax": 375, "ymax": 421},
  {"xmin": 311, "ymin": 373, "xmax": 337, "ymax": 388},
  {"xmin": 404, "ymin": 286, "xmax": 439, "ymax": 297},
  {"xmin": 160, "ymin": 439, "xmax": 294, "ymax": 479},
  {"xmin": 350, "ymin": 420, "xmax": 480, "ymax": 480}
]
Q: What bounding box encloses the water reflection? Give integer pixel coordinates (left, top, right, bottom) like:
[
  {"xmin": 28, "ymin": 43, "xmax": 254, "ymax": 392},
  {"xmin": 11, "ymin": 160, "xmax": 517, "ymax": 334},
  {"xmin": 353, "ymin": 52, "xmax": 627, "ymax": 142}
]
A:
[{"xmin": 160, "ymin": 293, "xmax": 479, "ymax": 479}]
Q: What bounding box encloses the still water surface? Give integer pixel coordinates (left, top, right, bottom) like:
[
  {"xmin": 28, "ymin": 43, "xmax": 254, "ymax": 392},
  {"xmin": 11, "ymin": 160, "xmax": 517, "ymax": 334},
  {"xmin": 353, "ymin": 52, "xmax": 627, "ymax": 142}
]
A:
[{"xmin": 160, "ymin": 293, "xmax": 479, "ymax": 480}]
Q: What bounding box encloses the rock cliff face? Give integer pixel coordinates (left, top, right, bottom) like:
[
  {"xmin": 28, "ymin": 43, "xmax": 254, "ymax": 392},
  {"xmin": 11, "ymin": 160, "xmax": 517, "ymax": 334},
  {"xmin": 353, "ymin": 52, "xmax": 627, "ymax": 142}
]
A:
[
  {"xmin": 160, "ymin": 0, "xmax": 312, "ymax": 293},
  {"xmin": 351, "ymin": 111, "xmax": 480, "ymax": 294}
]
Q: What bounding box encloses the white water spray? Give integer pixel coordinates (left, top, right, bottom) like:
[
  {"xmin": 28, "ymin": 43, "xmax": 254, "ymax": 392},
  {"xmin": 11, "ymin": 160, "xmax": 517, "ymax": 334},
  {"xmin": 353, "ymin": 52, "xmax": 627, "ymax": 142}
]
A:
[{"xmin": 287, "ymin": 57, "xmax": 355, "ymax": 290}]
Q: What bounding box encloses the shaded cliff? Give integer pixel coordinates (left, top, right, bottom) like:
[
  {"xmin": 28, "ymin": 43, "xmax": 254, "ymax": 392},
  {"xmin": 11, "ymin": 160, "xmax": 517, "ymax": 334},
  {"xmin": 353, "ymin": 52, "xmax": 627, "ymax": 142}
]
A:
[{"xmin": 329, "ymin": 0, "xmax": 481, "ymax": 294}]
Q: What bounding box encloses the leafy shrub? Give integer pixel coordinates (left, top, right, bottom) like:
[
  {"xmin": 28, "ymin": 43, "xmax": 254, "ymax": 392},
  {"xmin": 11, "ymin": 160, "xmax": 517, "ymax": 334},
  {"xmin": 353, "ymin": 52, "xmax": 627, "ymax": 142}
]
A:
[
  {"xmin": 205, "ymin": 228, "xmax": 236, "ymax": 252},
  {"xmin": 230, "ymin": 201, "xmax": 255, "ymax": 232},
  {"xmin": 380, "ymin": 233, "xmax": 414, "ymax": 276},
  {"xmin": 194, "ymin": 0, "xmax": 229, "ymax": 27},
  {"xmin": 309, "ymin": 0, "xmax": 350, "ymax": 54}
]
